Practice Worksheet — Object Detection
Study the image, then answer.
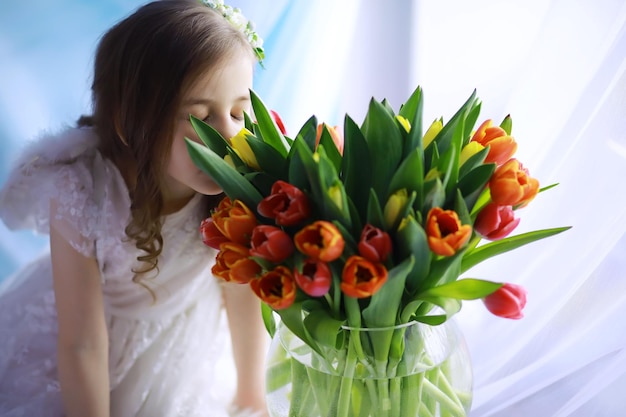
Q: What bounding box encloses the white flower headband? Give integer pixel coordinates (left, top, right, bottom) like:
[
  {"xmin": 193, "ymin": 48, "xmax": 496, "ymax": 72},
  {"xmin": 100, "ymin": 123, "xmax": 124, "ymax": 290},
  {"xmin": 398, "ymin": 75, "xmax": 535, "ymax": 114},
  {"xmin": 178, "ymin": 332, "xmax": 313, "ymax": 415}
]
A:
[{"xmin": 201, "ymin": 0, "xmax": 265, "ymax": 65}]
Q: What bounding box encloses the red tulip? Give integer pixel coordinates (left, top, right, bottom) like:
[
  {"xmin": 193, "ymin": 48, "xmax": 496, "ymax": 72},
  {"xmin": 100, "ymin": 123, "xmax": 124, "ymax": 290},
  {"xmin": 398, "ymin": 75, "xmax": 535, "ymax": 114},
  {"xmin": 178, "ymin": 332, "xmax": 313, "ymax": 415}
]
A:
[
  {"xmin": 294, "ymin": 221, "xmax": 345, "ymax": 262},
  {"xmin": 483, "ymin": 283, "xmax": 527, "ymax": 319},
  {"xmin": 257, "ymin": 180, "xmax": 311, "ymax": 226},
  {"xmin": 426, "ymin": 207, "xmax": 472, "ymax": 256},
  {"xmin": 250, "ymin": 266, "xmax": 296, "ymax": 310},
  {"xmin": 341, "ymin": 255, "xmax": 388, "ymax": 298},
  {"xmin": 358, "ymin": 224, "xmax": 392, "ymax": 263},
  {"xmin": 270, "ymin": 110, "xmax": 288, "ymax": 135},
  {"xmin": 212, "ymin": 242, "xmax": 261, "ymax": 284},
  {"xmin": 470, "ymin": 119, "xmax": 518, "ymax": 166},
  {"xmin": 474, "ymin": 203, "xmax": 520, "ymax": 240},
  {"xmin": 489, "ymin": 159, "xmax": 540, "ymax": 208},
  {"xmin": 211, "ymin": 197, "xmax": 258, "ymax": 246},
  {"xmin": 249, "ymin": 225, "xmax": 294, "ymax": 263},
  {"xmin": 293, "ymin": 259, "xmax": 332, "ymax": 297},
  {"xmin": 199, "ymin": 217, "xmax": 228, "ymax": 249}
]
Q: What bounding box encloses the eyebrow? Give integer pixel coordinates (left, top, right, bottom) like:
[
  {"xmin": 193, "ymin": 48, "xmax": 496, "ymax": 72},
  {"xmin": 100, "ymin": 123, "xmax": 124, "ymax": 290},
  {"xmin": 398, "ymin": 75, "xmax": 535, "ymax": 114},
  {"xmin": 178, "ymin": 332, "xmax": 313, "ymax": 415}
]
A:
[{"xmin": 183, "ymin": 95, "xmax": 251, "ymax": 106}]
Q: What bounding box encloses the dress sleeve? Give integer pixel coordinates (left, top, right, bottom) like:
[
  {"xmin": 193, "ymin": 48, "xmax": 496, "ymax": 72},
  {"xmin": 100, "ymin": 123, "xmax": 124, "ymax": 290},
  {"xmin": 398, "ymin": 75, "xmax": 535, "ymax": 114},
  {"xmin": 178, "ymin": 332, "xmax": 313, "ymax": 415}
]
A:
[{"xmin": 0, "ymin": 128, "xmax": 104, "ymax": 259}]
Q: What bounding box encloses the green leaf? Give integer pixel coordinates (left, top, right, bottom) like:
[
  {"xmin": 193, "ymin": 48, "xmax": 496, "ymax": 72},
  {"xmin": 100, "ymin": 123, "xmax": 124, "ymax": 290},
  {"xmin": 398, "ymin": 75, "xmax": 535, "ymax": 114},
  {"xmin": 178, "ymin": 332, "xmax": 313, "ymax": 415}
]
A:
[
  {"xmin": 500, "ymin": 114, "xmax": 513, "ymax": 135},
  {"xmin": 244, "ymin": 171, "xmax": 276, "ymax": 197},
  {"xmin": 539, "ymin": 182, "xmax": 559, "ymax": 193},
  {"xmin": 275, "ymin": 302, "xmax": 323, "ymax": 356},
  {"xmin": 399, "ymin": 86, "xmax": 424, "ymax": 159},
  {"xmin": 190, "ymin": 115, "xmax": 229, "ymax": 157},
  {"xmin": 458, "ymin": 146, "xmax": 489, "ymax": 179},
  {"xmin": 244, "ymin": 111, "xmax": 255, "ymax": 132},
  {"xmin": 185, "ymin": 140, "xmax": 263, "ymax": 209},
  {"xmin": 423, "ymin": 178, "xmax": 445, "ymax": 213},
  {"xmin": 417, "ymin": 279, "xmax": 503, "ymax": 300},
  {"xmin": 303, "ymin": 309, "xmax": 346, "ymax": 349},
  {"xmin": 366, "ymin": 189, "xmax": 385, "ymax": 230},
  {"xmin": 394, "ymin": 215, "xmax": 431, "ymax": 294},
  {"xmin": 361, "ymin": 99, "xmax": 403, "ymax": 201},
  {"xmin": 411, "ymin": 249, "xmax": 466, "ymax": 300},
  {"xmin": 458, "ymin": 163, "xmax": 495, "ymax": 212},
  {"xmin": 245, "ymin": 135, "xmax": 287, "ymax": 179},
  {"xmin": 286, "ymin": 137, "xmax": 311, "ymax": 191},
  {"xmin": 261, "ymin": 302, "xmax": 277, "ymax": 337},
  {"xmin": 388, "ymin": 148, "xmax": 424, "ymax": 206},
  {"xmin": 362, "ymin": 256, "xmax": 415, "ymax": 362},
  {"xmin": 453, "ymin": 188, "xmax": 472, "ymax": 228},
  {"xmin": 316, "ymin": 147, "xmax": 351, "ymax": 228},
  {"xmin": 295, "ymin": 115, "xmax": 319, "ymax": 151},
  {"xmin": 399, "ymin": 85, "xmax": 422, "ymax": 122},
  {"xmin": 341, "ymin": 115, "xmax": 372, "ymax": 221},
  {"xmin": 362, "ymin": 256, "xmax": 415, "ymax": 329},
  {"xmin": 461, "ymin": 226, "xmax": 572, "ymax": 273},
  {"xmin": 250, "ymin": 89, "xmax": 289, "ymax": 157},
  {"xmin": 430, "ymin": 89, "xmax": 477, "ymax": 157},
  {"xmin": 294, "ymin": 139, "xmax": 325, "ymax": 207},
  {"xmin": 462, "ymin": 100, "xmax": 482, "ymax": 146},
  {"xmin": 413, "ymin": 296, "xmax": 462, "ymax": 323},
  {"xmin": 442, "ymin": 117, "xmax": 465, "ymax": 198}
]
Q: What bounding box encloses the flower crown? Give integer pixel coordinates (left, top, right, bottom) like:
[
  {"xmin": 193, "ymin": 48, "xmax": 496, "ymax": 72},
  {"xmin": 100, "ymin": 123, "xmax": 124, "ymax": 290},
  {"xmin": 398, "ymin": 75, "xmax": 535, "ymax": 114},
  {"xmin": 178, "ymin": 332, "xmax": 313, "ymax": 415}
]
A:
[{"xmin": 201, "ymin": 0, "xmax": 265, "ymax": 65}]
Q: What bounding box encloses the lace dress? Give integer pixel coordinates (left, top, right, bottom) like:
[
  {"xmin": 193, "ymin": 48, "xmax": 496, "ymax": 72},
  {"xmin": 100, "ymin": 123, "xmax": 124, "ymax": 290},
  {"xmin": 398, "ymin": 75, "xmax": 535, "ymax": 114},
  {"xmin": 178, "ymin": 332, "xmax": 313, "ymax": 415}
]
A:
[{"xmin": 0, "ymin": 127, "xmax": 247, "ymax": 417}]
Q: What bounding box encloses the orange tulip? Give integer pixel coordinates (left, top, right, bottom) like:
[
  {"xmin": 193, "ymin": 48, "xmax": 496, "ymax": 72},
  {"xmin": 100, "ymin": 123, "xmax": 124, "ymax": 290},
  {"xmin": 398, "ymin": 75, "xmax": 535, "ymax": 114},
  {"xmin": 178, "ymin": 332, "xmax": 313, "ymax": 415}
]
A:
[
  {"xmin": 470, "ymin": 119, "xmax": 517, "ymax": 166},
  {"xmin": 315, "ymin": 123, "xmax": 344, "ymax": 155},
  {"xmin": 212, "ymin": 242, "xmax": 261, "ymax": 284},
  {"xmin": 489, "ymin": 159, "xmax": 540, "ymax": 207},
  {"xmin": 340, "ymin": 255, "xmax": 388, "ymax": 298},
  {"xmin": 294, "ymin": 221, "xmax": 345, "ymax": 262},
  {"xmin": 250, "ymin": 266, "xmax": 297, "ymax": 310},
  {"xmin": 211, "ymin": 197, "xmax": 258, "ymax": 246},
  {"xmin": 426, "ymin": 207, "xmax": 472, "ymax": 256}
]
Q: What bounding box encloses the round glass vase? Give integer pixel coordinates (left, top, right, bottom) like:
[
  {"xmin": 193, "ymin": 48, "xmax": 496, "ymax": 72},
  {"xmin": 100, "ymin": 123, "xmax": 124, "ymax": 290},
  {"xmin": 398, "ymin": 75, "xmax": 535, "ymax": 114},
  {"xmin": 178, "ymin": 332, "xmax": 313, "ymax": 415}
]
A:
[{"xmin": 265, "ymin": 319, "xmax": 473, "ymax": 417}]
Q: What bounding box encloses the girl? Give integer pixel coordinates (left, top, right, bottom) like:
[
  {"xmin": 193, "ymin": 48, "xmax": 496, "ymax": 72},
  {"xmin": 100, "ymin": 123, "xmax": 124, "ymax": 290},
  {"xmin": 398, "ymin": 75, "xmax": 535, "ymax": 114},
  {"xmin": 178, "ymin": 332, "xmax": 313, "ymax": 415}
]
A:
[{"xmin": 0, "ymin": 1, "xmax": 268, "ymax": 416}]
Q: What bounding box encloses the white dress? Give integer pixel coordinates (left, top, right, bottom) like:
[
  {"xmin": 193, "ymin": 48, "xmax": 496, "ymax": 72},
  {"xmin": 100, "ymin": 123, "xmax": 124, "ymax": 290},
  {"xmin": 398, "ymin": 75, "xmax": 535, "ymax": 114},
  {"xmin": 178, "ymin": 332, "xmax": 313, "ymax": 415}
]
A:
[{"xmin": 0, "ymin": 127, "xmax": 245, "ymax": 416}]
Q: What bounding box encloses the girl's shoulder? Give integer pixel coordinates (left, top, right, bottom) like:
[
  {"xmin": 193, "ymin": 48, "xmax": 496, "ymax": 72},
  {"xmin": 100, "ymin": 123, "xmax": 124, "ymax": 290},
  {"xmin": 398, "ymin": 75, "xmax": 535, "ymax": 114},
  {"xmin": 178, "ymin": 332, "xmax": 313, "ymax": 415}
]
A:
[{"xmin": 0, "ymin": 126, "xmax": 129, "ymax": 257}]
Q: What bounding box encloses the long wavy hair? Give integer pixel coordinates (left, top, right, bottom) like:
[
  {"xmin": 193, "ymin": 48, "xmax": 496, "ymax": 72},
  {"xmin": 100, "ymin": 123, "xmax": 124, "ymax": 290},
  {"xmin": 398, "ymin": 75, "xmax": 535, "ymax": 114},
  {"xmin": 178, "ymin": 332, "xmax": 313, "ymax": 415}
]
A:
[{"xmin": 77, "ymin": 0, "xmax": 254, "ymax": 280}]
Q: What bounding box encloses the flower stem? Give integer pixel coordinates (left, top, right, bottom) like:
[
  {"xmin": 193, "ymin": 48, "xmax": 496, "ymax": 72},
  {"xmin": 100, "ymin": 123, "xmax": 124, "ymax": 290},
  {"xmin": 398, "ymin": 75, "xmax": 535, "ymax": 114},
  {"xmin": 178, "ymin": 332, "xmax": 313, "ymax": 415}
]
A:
[{"xmin": 336, "ymin": 334, "xmax": 358, "ymax": 417}]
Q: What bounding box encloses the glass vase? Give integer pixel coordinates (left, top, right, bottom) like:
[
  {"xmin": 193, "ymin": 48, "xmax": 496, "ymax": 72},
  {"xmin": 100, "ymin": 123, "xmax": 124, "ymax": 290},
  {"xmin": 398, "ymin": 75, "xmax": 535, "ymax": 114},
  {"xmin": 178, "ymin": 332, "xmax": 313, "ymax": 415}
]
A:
[{"xmin": 265, "ymin": 319, "xmax": 472, "ymax": 417}]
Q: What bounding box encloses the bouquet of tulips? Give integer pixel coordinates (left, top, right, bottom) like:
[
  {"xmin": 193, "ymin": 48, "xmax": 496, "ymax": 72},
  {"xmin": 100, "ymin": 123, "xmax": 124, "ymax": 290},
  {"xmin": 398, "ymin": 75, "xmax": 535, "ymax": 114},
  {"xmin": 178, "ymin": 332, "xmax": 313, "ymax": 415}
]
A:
[{"xmin": 187, "ymin": 86, "xmax": 569, "ymax": 416}]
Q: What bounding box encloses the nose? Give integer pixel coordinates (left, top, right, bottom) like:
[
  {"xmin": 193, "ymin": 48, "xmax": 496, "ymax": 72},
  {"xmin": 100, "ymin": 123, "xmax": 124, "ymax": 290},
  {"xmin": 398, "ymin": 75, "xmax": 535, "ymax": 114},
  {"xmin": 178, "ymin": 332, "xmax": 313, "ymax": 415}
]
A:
[{"xmin": 210, "ymin": 114, "xmax": 240, "ymax": 141}]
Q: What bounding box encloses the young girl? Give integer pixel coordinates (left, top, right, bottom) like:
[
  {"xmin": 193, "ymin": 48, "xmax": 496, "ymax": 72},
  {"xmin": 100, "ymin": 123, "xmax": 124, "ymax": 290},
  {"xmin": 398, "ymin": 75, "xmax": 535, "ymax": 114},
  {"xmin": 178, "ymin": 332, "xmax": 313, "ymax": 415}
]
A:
[{"xmin": 0, "ymin": 1, "xmax": 269, "ymax": 416}]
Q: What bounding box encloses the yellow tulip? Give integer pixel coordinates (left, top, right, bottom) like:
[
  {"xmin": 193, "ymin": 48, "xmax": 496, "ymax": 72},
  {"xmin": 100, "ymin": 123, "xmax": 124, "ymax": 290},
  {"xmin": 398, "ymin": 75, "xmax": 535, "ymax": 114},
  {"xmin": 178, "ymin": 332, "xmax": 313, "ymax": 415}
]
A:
[
  {"xmin": 328, "ymin": 184, "xmax": 343, "ymax": 211},
  {"xmin": 395, "ymin": 115, "xmax": 411, "ymax": 133},
  {"xmin": 230, "ymin": 128, "xmax": 260, "ymax": 170},
  {"xmin": 423, "ymin": 118, "xmax": 443, "ymax": 148},
  {"xmin": 459, "ymin": 142, "xmax": 485, "ymax": 166},
  {"xmin": 425, "ymin": 168, "xmax": 440, "ymax": 182},
  {"xmin": 223, "ymin": 154, "xmax": 236, "ymax": 169},
  {"xmin": 383, "ymin": 189, "xmax": 408, "ymax": 229}
]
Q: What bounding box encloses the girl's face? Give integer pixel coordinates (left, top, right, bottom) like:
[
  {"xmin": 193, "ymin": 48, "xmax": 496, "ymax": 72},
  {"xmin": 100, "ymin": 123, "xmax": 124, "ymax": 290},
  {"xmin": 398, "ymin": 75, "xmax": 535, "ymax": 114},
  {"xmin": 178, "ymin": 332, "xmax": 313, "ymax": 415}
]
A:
[{"xmin": 163, "ymin": 51, "xmax": 254, "ymax": 207}]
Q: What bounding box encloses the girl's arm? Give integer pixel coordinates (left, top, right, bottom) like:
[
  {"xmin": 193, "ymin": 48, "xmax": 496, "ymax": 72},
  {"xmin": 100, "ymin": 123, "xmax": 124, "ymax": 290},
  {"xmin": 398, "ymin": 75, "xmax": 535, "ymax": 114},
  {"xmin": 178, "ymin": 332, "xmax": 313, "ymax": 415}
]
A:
[
  {"xmin": 223, "ymin": 283, "xmax": 269, "ymax": 416},
  {"xmin": 50, "ymin": 223, "xmax": 110, "ymax": 417}
]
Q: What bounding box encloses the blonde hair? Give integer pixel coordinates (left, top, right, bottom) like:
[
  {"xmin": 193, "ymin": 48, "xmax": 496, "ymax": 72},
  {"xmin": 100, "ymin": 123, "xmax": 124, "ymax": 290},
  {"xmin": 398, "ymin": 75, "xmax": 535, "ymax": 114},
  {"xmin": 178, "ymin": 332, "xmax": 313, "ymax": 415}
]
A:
[{"xmin": 78, "ymin": 0, "xmax": 254, "ymax": 280}]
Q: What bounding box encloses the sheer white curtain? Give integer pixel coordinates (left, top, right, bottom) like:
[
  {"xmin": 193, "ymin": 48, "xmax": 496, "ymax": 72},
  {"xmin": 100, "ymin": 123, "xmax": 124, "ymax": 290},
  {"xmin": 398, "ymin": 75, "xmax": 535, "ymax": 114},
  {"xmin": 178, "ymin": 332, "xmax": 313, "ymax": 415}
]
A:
[{"xmin": 1, "ymin": 0, "xmax": 625, "ymax": 415}]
